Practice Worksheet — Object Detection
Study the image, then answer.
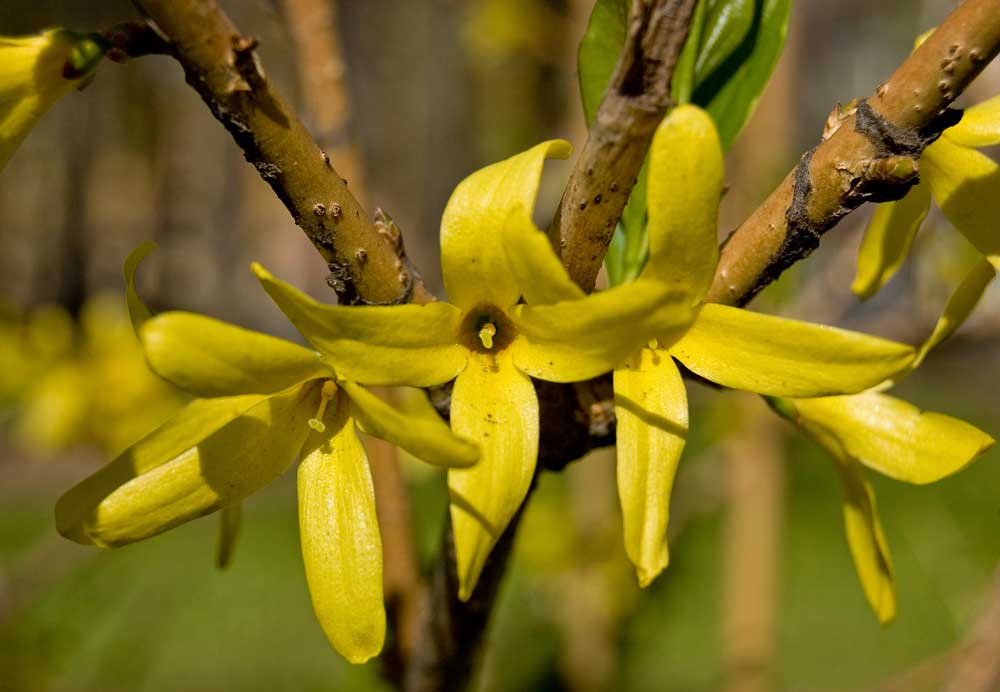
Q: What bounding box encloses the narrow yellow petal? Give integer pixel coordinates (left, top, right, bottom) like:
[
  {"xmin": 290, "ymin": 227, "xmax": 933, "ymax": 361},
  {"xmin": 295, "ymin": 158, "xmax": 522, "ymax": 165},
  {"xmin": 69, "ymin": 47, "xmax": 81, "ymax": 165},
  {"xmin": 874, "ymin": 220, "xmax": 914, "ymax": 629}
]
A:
[
  {"xmin": 216, "ymin": 502, "xmax": 242, "ymax": 570},
  {"xmin": 502, "ymin": 208, "xmax": 584, "ymax": 305},
  {"xmin": 910, "ymin": 255, "xmax": 996, "ymax": 372},
  {"xmin": 834, "ymin": 453, "xmax": 897, "ymax": 624},
  {"xmin": 922, "ymin": 137, "xmax": 1000, "ymax": 257},
  {"xmin": 780, "ymin": 402, "xmax": 896, "ymax": 623},
  {"xmin": 141, "ymin": 311, "xmax": 331, "ymax": 397},
  {"xmin": 944, "ymin": 94, "xmax": 1000, "ymax": 148},
  {"xmin": 792, "ymin": 391, "xmax": 995, "ymax": 485},
  {"xmin": 254, "ymin": 263, "xmax": 467, "ymax": 386},
  {"xmin": 613, "ymin": 349, "xmax": 688, "ymax": 587},
  {"xmin": 56, "ymin": 384, "xmax": 319, "ymax": 547},
  {"xmin": 441, "ymin": 139, "xmax": 571, "ymax": 310},
  {"xmin": 511, "ymin": 279, "xmax": 694, "ymax": 382},
  {"xmin": 1, "ymin": 30, "xmax": 94, "ymax": 171},
  {"xmin": 852, "ymin": 183, "xmax": 931, "ymax": 300},
  {"xmin": 340, "ymin": 380, "xmax": 478, "ymax": 468},
  {"xmin": 298, "ymin": 401, "xmax": 385, "ymax": 664},
  {"xmin": 643, "ymin": 104, "xmax": 724, "ymax": 303},
  {"xmin": 123, "ymin": 241, "xmax": 157, "ymax": 333},
  {"xmin": 448, "ymin": 353, "xmax": 538, "ymax": 600},
  {"xmin": 669, "ymin": 304, "xmax": 914, "ymax": 397}
]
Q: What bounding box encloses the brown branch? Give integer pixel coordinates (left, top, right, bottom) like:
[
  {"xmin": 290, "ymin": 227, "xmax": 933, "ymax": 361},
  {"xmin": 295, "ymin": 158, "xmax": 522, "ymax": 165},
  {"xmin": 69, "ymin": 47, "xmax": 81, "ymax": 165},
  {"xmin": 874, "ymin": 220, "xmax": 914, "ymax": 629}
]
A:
[
  {"xmin": 404, "ymin": 505, "xmax": 526, "ymax": 692},
  {"xmin": 550, "ymin": 0, "xmax": 699, "ymax": 291},
  {"xmin": 706, "ymin": 0, "xmax": 1000, "ymax": 307},
  {"xmin": 132, "ymin": 0, "xmax": 426, "ymax": 306}
]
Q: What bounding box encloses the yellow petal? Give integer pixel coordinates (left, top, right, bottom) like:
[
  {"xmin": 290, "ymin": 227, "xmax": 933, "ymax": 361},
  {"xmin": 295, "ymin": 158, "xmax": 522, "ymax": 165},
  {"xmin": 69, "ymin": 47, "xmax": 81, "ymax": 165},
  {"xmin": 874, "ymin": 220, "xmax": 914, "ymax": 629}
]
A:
[
  {"xmin": 448, "ymin": 352, "xmax": 538, "ymax": 600},
  {"xmin": 340, "ymin": 380, "xmax": 478, "ymax": 467},
  {"xmin": 502, "ymin": 208, "xmax": 584, "ymax": 304},
  {"xmin": 441, "ymin": 139, "xmax": 571, "ymax": 310},
  {"xmin": 944, "ymin": 94, "xmax": 1000, "ymax": 148},
  {"xmin": 922, "ymin": 137, "xmax": 1000, "ymax": 256},
  {"xmin": 298, "ymin": 401, "xmax": 385, "ymax": 664},
  {"xmin": 254, "ymin": 263, "xmax": 467, "ymax": 387},
  {"xmin": 911, "ymin": 255, "xmax": 996, "ymax": 371},
  {"xmin": 511, "ymin": 279, "xmax": 694, "ymax": 382},
  {"xmin": 141, "ymin": 311, "xmax": 331, "ymax": 397},
  {"xmin": 643, "ymin": 104, "xmax": 724, "ymax": 303},
  {"xmin": 780, "ymin": 400, "xmax": 896, "ymax": 623},
  {"xmin": 55, "ymin": 384, "xmax": 318, "ymax": 547},
  {"xmin": 613, "ymin": 349, "xmax": 688, "ymax": 587},
  {"xmin": 834, "ymin": 453, "xmax": 897, "ymax": 624},
  {"xmin": 216, "ymin": 502, "xmax": 242, "ymax": 570},
  {"xmin": 792, "ymin": 391, "xmax": 995, "ymax": 484},
  {"xmin": 1, "ymin": 30, "xmax": 95, "ymax": 171},
  {"xmin": 669, "ymin": 303, "xmax": 914, "ymax": 397},
  {"xmin": 123, "ymin": 241, "xmax": 157, "ymax": 333},
  {"xmin": 852, "ymin": 183, "xmax": 931, "ymax": 300}
]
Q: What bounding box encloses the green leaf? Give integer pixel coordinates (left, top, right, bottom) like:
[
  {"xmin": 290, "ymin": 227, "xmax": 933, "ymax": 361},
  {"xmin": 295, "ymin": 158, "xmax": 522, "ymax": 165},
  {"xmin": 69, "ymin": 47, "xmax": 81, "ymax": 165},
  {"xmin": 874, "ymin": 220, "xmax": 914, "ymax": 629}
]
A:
[
  {"xmin": 578, "ymin": 0, "xmax": 630, "ymax": 127},
  {"xmin": 692, "ymin": 0, "xmax": 792, "ymax": 150},
  {"xmin": 694, "ymin": 0, "xmax": 756, "ymax": 86},
  {"xmin": 605, "ymin": 161, "xmax": 649, "ymax": 286}
]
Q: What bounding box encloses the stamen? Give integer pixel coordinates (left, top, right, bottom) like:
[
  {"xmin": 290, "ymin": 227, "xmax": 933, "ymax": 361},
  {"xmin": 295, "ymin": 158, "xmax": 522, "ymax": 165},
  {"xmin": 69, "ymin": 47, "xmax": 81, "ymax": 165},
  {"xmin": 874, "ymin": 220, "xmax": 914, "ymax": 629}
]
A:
[
  {"xmin": 478, "ymin": 322, "xmax": 497, "ymax": 349},
  {"xmin": 648, "ymin": 338, "xmax": 660, "ymax": 350},
  {"xmin": 308, "ymin": 380, "xmax": 338, "ymax": 432}
]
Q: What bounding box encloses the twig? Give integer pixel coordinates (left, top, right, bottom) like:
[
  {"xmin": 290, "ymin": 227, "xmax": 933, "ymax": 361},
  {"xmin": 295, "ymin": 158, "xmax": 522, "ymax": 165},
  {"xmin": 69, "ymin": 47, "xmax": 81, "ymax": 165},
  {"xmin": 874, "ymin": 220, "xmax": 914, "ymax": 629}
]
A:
[
  {"xmin": 706, "ymin": 0, "xmax": 1000, "ymax": 307},
  {"xmin": 403, "ymin": 506, "xmax": 525, "ymax": 692},
  {"xmin": 132, "ymin": 0, "xmax": 426, "ymax": 306},
  {"xmin": 721, "ymin": 401, "xmax": 784, "ymax": 692},
  {"xmin": 550, "ymin": 0, "xmax": 699, "ymax": 291}
]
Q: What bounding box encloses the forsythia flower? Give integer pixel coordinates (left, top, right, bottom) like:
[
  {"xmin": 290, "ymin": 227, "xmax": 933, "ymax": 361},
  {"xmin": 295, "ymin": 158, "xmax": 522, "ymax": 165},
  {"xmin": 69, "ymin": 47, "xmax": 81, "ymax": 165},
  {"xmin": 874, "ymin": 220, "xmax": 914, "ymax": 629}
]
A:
[
  {"xmin": 1, "ymin": 29, "xmax": 104, "ymax": 171},
  {"xmin": 252, "ymin": 140, "xmax": 696, "ymax": 600},
  {"xmin": 56, "ymin": 244, "xmax": 479, "ymax": 664},
  {"xmin": 776, "ymin": 255, "xmax": 996, "ymax": 623},
  {"xmin": 503, "ymin": 105, "xmax": 918, "ymax": 588},
  {"xmin": 852, "ymin": 35, "xmax": 1000, "ymax": 297}
]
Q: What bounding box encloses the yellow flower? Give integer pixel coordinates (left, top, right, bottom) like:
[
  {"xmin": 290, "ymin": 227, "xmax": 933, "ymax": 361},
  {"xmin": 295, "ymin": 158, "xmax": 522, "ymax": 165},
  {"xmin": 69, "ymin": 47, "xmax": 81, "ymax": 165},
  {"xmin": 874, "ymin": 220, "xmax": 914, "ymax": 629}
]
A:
[
  {"xmin": 777, "ymin": 254, "xmax": 996, "ymax": 624},
  {"xmin": 503, "ymin": 106, "xmax": 917, "ymax": 589},
  {"xmin": 56, "ymin": 244, "xmax": 478, "ymax": 664},
  {"xmin": 1, "ymin": 29, "xmax": 105, "ymax": 171},
  {"xmin": 252, "ymin": 140, "xmax": 696, "ymax": 600}
]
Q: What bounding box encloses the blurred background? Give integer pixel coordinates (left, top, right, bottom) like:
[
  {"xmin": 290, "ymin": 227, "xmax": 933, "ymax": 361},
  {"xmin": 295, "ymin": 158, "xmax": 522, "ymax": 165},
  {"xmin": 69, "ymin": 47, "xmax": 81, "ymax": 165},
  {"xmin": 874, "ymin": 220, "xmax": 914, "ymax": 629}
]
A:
[{"xmin": 1, "ymin": 1, "xmax": 999, "ymax": 690}]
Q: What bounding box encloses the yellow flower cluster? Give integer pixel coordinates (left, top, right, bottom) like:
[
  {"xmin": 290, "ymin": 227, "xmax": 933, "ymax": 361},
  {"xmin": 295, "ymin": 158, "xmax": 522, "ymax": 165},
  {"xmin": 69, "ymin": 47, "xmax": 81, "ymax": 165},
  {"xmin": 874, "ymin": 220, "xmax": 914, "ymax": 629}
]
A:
[{"xmin": 5, "ymin": 18, "xmax": 985, "ymax": 661}]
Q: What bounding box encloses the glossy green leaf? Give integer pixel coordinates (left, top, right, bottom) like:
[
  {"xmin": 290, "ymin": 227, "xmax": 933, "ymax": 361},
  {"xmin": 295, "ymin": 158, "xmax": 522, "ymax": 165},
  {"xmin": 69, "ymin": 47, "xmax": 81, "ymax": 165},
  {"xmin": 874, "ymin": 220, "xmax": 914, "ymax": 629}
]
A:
[
  {"xmin": 141, "ymin": 312, "xmax": 331, "ymax": 397},
  {"xmin": 693, "ymin": 0, "xmax": 756, "ymax": 85},
  {"xmin": 578, "ymin": 0, "xmax": 629, "ymax": 126},
  {"xmin": 693, "ymin": 0, "xmax": 792, "ymax": 150}
]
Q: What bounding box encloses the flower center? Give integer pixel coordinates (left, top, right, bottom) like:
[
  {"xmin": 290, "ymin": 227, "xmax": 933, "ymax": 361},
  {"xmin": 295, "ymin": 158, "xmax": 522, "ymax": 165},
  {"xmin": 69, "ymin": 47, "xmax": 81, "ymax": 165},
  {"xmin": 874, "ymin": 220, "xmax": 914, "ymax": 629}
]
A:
[
  {"xmin": 461, "ymin": 304, "xmax": 515, "ymax": 354},
  {"xmin": 308, "ymin": 380, "xmax": 338, "ymax": 433}
]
